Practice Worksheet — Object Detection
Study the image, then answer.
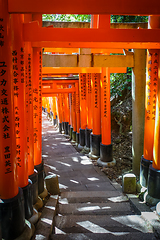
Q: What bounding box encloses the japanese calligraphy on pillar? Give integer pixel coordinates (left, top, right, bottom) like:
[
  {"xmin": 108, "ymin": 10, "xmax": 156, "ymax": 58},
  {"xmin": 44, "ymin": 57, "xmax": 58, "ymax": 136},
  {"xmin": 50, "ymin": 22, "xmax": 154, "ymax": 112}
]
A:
[
  {"xmin": 39, "ymin": 50, "xmax": 42, "ymax": 124},
  {"xmin": 0, "ymin": 18, "xmax": 4, "ymax": 47},
  {"xmin": 0, "ymin": 17, "xmax": 12, "ymax": 174},
  {"xmin": 146, "ymin": 51, "xmax": 158, "ymax": 121},
  {"xmin": 80, "ymin": 74, "xmax": 86, "ymax": 100},
  {"xmin": 87, "ymin": 73, "xmax": 92, "ymax": 94},
  {"xmin": 33, "ymin": 87, "xmax": 38, "ymax": 143},
  {"xmin": 93, "ymin": 73, "xmax": 99, "ymax": 108},
  {"xmin": 103, "ymin": 74, "xmax": 108, "ymax": 118},
  {"xmin": 76, "ymin": 84, "xmax": 80, "ymax": 114}
]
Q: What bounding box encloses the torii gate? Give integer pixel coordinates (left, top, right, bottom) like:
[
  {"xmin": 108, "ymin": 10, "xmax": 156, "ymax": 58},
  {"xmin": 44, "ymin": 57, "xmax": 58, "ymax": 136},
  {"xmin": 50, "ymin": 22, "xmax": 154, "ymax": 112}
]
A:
[{"xmin": 1, "ymin": 0, "xmax": 160, "ymax": 239}]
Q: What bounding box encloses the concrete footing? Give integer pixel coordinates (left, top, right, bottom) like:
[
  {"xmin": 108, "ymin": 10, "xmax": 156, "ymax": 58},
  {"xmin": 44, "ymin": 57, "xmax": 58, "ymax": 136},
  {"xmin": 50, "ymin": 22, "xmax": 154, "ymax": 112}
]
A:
[
  {"xmin": 45, "ymin": 174, "xmax": 60, "ymax": 195},
  {"xmin": 122, "ymin": 173, "xmax": 136, "ymax": 194},
  {"xmin": 15, "ymin": 220, "xmax": 35, "ymax": 240}
]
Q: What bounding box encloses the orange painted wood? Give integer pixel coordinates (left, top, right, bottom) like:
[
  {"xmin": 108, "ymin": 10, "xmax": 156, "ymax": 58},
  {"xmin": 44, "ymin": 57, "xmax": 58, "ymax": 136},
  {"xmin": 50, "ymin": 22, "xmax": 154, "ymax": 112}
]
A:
[
  {"xmin": 0, "ymin": 0, "xmax": 18, "ymax": 199},
  {"xmin": 8, "ymin": 0, "xmax": 160, "ymax": 16},
  {"xmin": 79, "ymin": 74, "xmax": 87, "ymax": 129},
  {"xmin": 33, "ymin": 40, "xmax": 160, "ymax": 49},
  {"xmin": 143, "ymin": 50, "xmax": 158, "ymax": 160},
  {"xmin": 101, "ymin": 68, "xmax": 111, "ymax": 145},
  {"xmin": 72, "ymin": 92, "xmax": 77, "ymax": 132},
  {"xmin": 32, "ymin": 48, "xmax": 42, "ymax": 166},
  {"xmin": 42, "ymin": 67, "xmax": 126, "ymax": 74},
  {"xmin": 23, "ymin": 22, "xmax": 160, "ymax": 44},
  {"xmin": 86, "ymin": 73, "xmax": 92, "ymax": 129},
  {"xmin": 76, "ymin": 82, "xmax": 80, "ymax": 133},
  {"xmin": 153, "ymin": 68, "xmax": 160, "ymax": 170},
  {"xmin": 91, "ymin": 73, "xmax": 101, "ymax": 135},
  {"xmin": 11, "ymin": 14, "xmax": 29, "ymax": 188}
]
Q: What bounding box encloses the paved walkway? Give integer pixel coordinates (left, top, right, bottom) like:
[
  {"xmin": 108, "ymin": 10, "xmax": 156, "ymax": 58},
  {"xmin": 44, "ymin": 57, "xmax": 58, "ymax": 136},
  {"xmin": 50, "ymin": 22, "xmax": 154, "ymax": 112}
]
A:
[{"xmin": 41, "ymin": 113, "xmax": 156, "ymax": 240}]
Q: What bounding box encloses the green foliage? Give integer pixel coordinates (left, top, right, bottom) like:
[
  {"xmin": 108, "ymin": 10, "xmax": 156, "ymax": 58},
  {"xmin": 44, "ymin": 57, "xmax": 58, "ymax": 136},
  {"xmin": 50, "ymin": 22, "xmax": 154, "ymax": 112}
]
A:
[
  {"xmin": 42, "ymin": 14, "xmax": 91, "ymax": 22},
  {"xmin": 110, "ymin": 68, "xmax": 132, "ymax": 97},
  {"xmin": 111, "ymin": 15, "xmax": 148, "ymax": 23}
]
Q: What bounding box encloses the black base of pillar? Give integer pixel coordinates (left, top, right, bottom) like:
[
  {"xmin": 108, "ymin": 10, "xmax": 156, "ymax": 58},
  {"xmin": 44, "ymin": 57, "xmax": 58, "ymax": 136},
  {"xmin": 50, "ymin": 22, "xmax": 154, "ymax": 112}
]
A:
[
  {"xmin": 29, "ymin": 170, "xmax": 38, "ymax": 205},
  {"xmin": 64, "ymin": 122, "xmax": 69, "ymax": 135},
  {"xmin": 72, "ymin": 131, "xmax": 76, "ymax": 141},
  {"xmin": 59, "ymin": 123, "xmax": 62, "ymax": 133},
  {"xmin": 90, "ymin": 133, "xmax": 101, "ymax": 157},
  {"xmin": 53, "ymin": 118, "xmax": 57, "ymax": 125},
  {"xmin": 97, "ymin": 143, "xmax": 115, "ymax": 167},
  {"xmin": 85, "ymin": 128, "xmax": 92, "ymax": 148},
  {"xmin": 70, "ymin": 126, "xmax": 73, "ymax": 140},
  {"xmin": 0, "ymin": 188, "xmax": 25, "ymax": 240},
  {"xmin": 148, "ymin": 165, "xmax": 160, "ymax": 199},
  {"xmin": 35, "ymin": 162, "xmax": 44, "ymax": 195},
  {"xmin": 76, "ymin": 132, "xmax": 79, "ymax": 144},
  {"xmin": 62, "ymin": 122, "xmax": 65, "ymax": 131},
  {"xmin": 140, "ymin": 156, "xmax": 152, "ymax": 188},
  {"xmin": 22, "ymin": 180, "xmax": 33, "ymax": 220},
  {"xmin": 100, "ymin": 143, "xmax": 113, "ymax": 162},
  {"xmin": 79, "ymin": 128, "xmax": 85, "ymax": 147},
  {"xmin": 68, "ymin": 124, "xmax": 71, "ymax": 135}
]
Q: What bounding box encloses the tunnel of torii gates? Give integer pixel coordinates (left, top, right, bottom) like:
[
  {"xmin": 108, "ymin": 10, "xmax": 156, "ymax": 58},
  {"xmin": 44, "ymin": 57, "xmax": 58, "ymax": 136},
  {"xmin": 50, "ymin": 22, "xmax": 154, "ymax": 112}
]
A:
[{"xmin": 1, "ymin": 0, "xmax": 160, "ymax": 238}]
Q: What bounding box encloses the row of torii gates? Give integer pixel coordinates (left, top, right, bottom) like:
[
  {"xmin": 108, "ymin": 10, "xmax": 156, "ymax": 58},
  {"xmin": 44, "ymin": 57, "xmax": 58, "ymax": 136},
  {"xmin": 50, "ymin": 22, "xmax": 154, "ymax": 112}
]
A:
[{"xmin": 1, "ymin": 0, "xmax": 160, "ymax": 239}]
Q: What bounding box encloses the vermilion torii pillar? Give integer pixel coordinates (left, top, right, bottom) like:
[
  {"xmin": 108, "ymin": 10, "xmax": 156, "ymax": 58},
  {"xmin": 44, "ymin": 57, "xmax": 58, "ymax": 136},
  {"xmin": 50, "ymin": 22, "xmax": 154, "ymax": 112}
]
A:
[
  {"xmin": 89, "ymin": 73, "xmax": 101, "ymax": 159},
  {"xmin": 84, "ymin": 73, "xmax": 92, "ymax": 152},
  {"xmin": 76, "ymin": 81, "xmax": 80, "ymax": 144},
  {"xmin": 11, "ymin": 13, "xmax": 33, "ymax": 219},
  {"xmin": 147, "ymin": 16, "xmax": 160, "ymax": 200},
  {"xmin": 72, "ymin": 90, "xmax": 77, "ymax": 141},
  {"xmin": 78, "ymin": 73, "xmax": 87, "ymax": 149},
  {"xmin": 97, "ymin": 68, "xmax": 115, "ymax": 167},
  {"xmin": 0, "ymin": 0, "xmax": 25, "ymax": 239},
  {"xmin": 140, "ymin": 15, "xmax": 159, "ymax": 188},
  {"xmin": 32, "ymin": 14, "xmax": 44, "ymax": 195}
]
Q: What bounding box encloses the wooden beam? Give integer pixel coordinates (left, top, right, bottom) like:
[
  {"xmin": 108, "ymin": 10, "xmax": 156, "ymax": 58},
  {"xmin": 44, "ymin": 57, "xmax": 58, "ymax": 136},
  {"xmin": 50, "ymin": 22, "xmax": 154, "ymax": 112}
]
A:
[
  {"xmin": 42, "ymin": 67, "xmax": 127, "ymax": 74},
  {"xmin": 33, "ymin": 41, "xmax": 160, "ymax": 49},
  {"xmin": 42, "ymin": 87, "xmax": 76, "ymax": 94},
  {"xmin": 24, "ymin": 22, "xmax": 160, "ymax": 44},
  {"xmin": 42, "ymin": 54, "xmax": 133, "ymax": 67},
  {"xmin": 94, "ymin": 54, "xmax": 134, "ymax": 67},
  {"xmin": 8, "ymin": 0, "xmax": 160, "ymax": 15}
]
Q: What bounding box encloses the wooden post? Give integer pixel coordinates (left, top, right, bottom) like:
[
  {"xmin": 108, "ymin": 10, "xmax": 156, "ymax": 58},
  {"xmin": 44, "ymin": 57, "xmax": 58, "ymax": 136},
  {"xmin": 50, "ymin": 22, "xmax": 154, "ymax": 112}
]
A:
[
  {"xmin": 89, "ymin": 73, "xmax": 101, "ymax": 159},
  {"xmin": 0, "ymin": 0, "xmax": 25, "ymax": 238}
]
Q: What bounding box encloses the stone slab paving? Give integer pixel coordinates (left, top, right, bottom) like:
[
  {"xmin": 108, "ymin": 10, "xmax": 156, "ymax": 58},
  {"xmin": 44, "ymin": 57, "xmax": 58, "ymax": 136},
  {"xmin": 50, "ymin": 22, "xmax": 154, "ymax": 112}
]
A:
[{"xmin": 40, "ymin": 113, "xmax": 156, "ymax": 239}]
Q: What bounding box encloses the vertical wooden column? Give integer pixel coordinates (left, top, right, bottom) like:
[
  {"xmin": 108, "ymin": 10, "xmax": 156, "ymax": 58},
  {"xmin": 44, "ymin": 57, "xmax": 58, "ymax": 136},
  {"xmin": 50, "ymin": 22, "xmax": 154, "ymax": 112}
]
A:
[
  {"xmin": 32, "ymin": 13, "xmax": 44, "ymax": 195},
  {"xmin": 97, "ymin": 68, "xmax": 114, "ymax": 167},
  {"xmin": 78, "ymin": 73, "xmax": 87, "ymax": 148},
  {"xmin": 0, "ymin": 1, "xmax": 25, "ymax": 239},
  {"xmin": 89, "ymin": 73, "xmax": 101, "ymax": 159},
  {"xmin": 58, "ymin": 94, "xmax": 63, "ymax": 133},
  {"xmin": 76, "ymin": 81, "xmax": 80, "ymax": 144},
  {"xmin": 85, "ymin": 73, "xmax": 92, "ymax": 150},
  {"xmin": 64, "ymin": 92, "xmax": 69, "ymax": 134},
  {"xmin": 140, "ymin": 15, "xmax": 160, "ymax": 188},
  {"xmin": 72, "ymin": 90, "xmax": 77, "ymax": 141},
  {"xmin": 11, "ymin": 14, "xmax": 34, "ymax": 219},
  {"xmin": 132, "ymin": 49, "xmax": 146, "ymax": 176}
]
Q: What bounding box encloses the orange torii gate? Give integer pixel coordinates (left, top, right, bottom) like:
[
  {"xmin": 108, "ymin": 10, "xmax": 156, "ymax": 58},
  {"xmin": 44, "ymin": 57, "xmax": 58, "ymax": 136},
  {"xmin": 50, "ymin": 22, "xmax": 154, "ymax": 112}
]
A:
[{"xmin": 1, "ymin": 0, "xmax": 160, "ymax": 239}]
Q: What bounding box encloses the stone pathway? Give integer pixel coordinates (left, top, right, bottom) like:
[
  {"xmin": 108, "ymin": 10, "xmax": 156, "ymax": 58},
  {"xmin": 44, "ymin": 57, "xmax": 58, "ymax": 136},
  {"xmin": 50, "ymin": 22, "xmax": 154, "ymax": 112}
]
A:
[{"xmin": 39, "ymin": 113, "xmax": 157, "ymax": 239}]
